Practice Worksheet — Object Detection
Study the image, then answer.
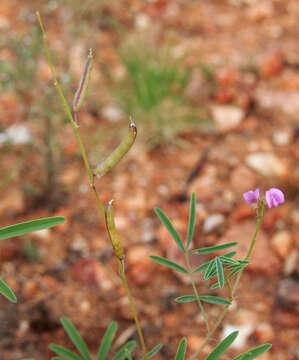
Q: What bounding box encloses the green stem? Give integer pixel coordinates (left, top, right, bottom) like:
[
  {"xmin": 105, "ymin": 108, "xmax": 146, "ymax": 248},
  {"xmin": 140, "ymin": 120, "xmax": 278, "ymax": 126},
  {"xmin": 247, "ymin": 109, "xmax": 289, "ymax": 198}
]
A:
[
  {"xmin": 117, "ymin": 259, "xmax": 148, "ymax": 360},
  {"xmin": 190, "ymin": 203, "xmax": 265, "ymax": 360},
  {"xmin": 36, "ymin": 12, "xmax": 105, "ymax": 218},
  {"xmin": 185, "ymin": 252, "xmax": 210, "ymax": 334}
]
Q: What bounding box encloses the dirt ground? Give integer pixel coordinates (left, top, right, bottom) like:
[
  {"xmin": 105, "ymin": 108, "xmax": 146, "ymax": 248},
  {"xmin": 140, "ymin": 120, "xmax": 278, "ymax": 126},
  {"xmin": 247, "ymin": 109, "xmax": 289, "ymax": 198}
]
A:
[{"xmin": 0, "ymin": 0, "xmax": 298, "ymax": 359}]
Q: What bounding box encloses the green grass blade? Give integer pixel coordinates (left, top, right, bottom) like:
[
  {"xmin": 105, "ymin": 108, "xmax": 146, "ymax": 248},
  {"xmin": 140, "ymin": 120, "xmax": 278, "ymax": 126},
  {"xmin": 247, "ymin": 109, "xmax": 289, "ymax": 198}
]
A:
[
  {"xmin": 216, "ymin": 257, "xmax": 224, "ymax": 288},
  {"xmin": 175, "ymin": 295, "xmax": 197, "ymax": 303},
  {"xmin": 150, "ymin": 256, "xmax": 188, "ymax": 274},
  {"xmin": 175, "ymin": 338, "xmax": 187, "ymax": 360},
  {"xmin": 60, "ymin": 317, "xmax": 91, "ymax": 360},
  {"xmin": 199, "ymin": 296, "xmax": 231, "ymax": 306},
  {"xmin": 112, "ymin": 340, "xmax": 136, "ymax": 360},
  {"xmin": 232, "ymin": 344, "xmax": 272, "ymax": 360},
  {"xmin": 0, "ymin": 217, "xmax": 65, "ymax": 241},
  {"xmin": 141, "ymin": 344, "xmax": 163, "ymax": 360},
  {"xmin": 187, "ymin": 193, "xmax": 196, "ymax": 249},
  {"xmin": 205, "ymin": 331, "xmax": 239, "ymax": 360},
  {"xmin": 0, "ymin": 278, "xmax": 17, "ymax": 303},
  {"xmin": 97, "ymin": 321, "xmax": 118, "ymax": 360},
  {"xmin": 49, "ymin": 344, "xmax": 82, "ymax": 360},
  {"xmin": 192, "ymin": 242, "xmax": 238, "ymax": 255},
  {"xmin": 154, "ymin": 208, "xmax": 185, "ymax": 253}
]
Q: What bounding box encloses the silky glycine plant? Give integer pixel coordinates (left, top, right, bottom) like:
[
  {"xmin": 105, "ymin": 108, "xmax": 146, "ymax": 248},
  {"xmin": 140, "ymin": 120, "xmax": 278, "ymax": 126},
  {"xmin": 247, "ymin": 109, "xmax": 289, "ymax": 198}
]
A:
[{"xmin": 35, "ymin": 12, "xmax": 285, "ymax": 360}]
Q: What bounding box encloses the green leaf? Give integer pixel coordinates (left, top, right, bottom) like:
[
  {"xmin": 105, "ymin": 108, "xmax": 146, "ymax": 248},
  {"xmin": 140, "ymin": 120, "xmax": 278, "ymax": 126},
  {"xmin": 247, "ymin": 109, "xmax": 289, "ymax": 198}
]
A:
[
  {"xmin": 113, "ymin": 340, "xmax": 136, "ymax": 360},
  {"xmin": 203, "ymin": 260, "xmax": 216, "ymax": 281},
  {"xmin": 60, "ymin": 317, "xmax": 91, "ymax": 360},
  {"xmin": 187, "ymin": 193, "xmax": 196, "ymax": 249},
  {"xmin": 193, "ymin": 252, "xmax": 237, "ymax": 274},
  {"xmin": 232, "ymin": 344, "xmax": 272, "ymax": 360},
  {"xmin": 199, "ymin": 296, "xmax": 231, "ymax": 306},
  {"xmin": 49, "ymin": 344, "xmax": 82, "ymax": 360},
  {"xmin": 154, "ymin": 208, "xmax": 185, "ymax": 253},
  {"xmin": 0, "ymin": 217, "xmax": 65, "ymax": 241},
  {"xmin": 210, "ymin": 282, "xmax": 220, "ymax": 289},
  {"xmin": 229, "ymin": 267, "xmax": 242, "ymax": 278},
  {"xmin": 141, "ymin": 344, "xmax": 163, "ymax": 360},
  {"xmin": 175, "ymin": 338, "xmax": 187, "ymax": 360},
  {"xmin": 192, "ymin": 242, "xmax": 238, "ymax": 255},
  {"xmin": 175, "ymin": 295, "xmax": 197, "ymax": 303},
  {"xmin": 97, "ymin": 321, "xmax": 118, "ymax": 360},
  {"xmin": 205, "ymin": 331, "xmax": 239, "ymax": 360},
  {"xmin": 0, "ymin": 278, "xmax": 17, "ymax": 303},
  {"xmin": 216, "ymin": 257, "xmax": 224, "ymax": 288},
  {"xmin": 150, "ymin": 256, "xmax": 188, "ymax": 274},
  {"xmin": 124, "ymin": 349, "xmax": 133, "ymax": 360}
]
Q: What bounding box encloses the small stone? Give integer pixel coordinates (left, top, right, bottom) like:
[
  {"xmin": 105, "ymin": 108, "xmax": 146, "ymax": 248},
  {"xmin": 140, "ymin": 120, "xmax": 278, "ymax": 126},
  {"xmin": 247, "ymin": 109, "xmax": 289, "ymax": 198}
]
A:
[
  {"xmin": 259, "ymin": 51, "xmax": 284, "ymax": 79},
  {"xmin": 246, "ymin": 152, "xmax": 287, "ymax": 177},
  {"xmin": 130, "ymin": 262, "xmax": 153, "ymax": 286},
  {"xmin": 221, "ymin": 324, "xmax": 254, "ymax": 349},
  {"xmin": 5, "ymin": 124, "xmax": 32, "ymax": 145},
  {"xmin": 126, "ymin": 245, "xmax": 152, "ymax": 267},
  {"xmin": 271, "ymin": 231, "xmax": 293, "ymax": 259},
  {"xmin": 203, "ymin": 214, "xmax": 225, "ymax": 233},
  {"xmin": 277, "ymin": 278, "xmax": 299, "ymax": 312},
  {"xmin": 272, "ymin": 130, "xmax": 291, "ymax": 146},
  {"xmin": 211, "ymin": 105, "xmax": 245, "ymax": 132},
  {"xmin": 71, "ymin": 258, "xmax": 114, "ymax": 290},
  {"xmin": 220, "ymin": 221, "xmax": 281, "ymax": 276},
  {"xmin": 102, "ymin": 105, "xmax": 123, "ymax": 123},
  {"xmin": 22, "ymin": 280, "xmax": 39, "ymax": 300},
  {"xmin": 0, "ymin": 188, "xmax": 25, "ymax": 216},
  {"xmin": 230, "ymin": 165, "xmax": 257, "ymax": 194},
  {"xmin": 254, "ymin": 323, "xmax": 275, "ymax": 343},
  {"xmin": 275, "ymin": 310, "xmax": 299, "ymax": 328},
  {"xmin": 283, "ymin": 250, "xmax": 298, "ymax": 276}
]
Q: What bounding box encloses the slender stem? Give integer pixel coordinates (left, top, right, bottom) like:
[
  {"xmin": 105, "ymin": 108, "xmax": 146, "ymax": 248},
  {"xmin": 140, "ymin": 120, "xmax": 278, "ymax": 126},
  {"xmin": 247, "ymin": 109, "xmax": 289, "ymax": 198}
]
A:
[
  {"xmin": 190, "ymin": 203, "xmax": 265, "ymax": 360},
  {"xmin": 117, "ymin": 258, "xmax": 148, "ymax": 360},
  {"xmin": 224, "ymin": 272, "xmax": 233, "ymax": 303},
  {"xmin": 185, "ymin": 252, "xmax": 210, "ymax": 334},
  {"xmin": 36, "ymin": 12, "xmax": 105, "ymax": 218}
]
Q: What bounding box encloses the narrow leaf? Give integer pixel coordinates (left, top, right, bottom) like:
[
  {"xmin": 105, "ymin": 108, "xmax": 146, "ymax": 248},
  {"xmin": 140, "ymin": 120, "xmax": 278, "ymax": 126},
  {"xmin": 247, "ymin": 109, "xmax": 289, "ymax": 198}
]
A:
[
  {"xmin": 141, "ymin": 344, "xmax": 163, "ymax": 360},
  {"xmin": 203, "ymin": 260, "xmax": 216, "ymax": 281},
  {"xmin": 175, "ymin": 338, "xmax": 187, "ymax": 360},
  {"xmin": 192, "ymin": 242, "xmax": 238, "ymax": 255},
  {"xmin": 150, "ymin": 256, "xmax": 188, "ymax": 274},
  {"xmin": 97, "ymin": 321, "xmax": 118, "ymax": 360},
  {"xmin": 175, "ymin": 295, "xmax": 196, "ymax": 303},
  {"xmin": 199, "ymin": 296, "xmax": 231, "ymax": 306},
  {"xmin": 0, "ymin": 217, "xmax": 65, "ymax": 241},
  {"xmin": 49, "ymin": 344, "xmax": 82, "ymax": 360},
  {"xmin": 232, "ymin": 344, "xmax": 272, "ymax": 360},
  {"xmin": 187, "ymin": 193, "xmax": 196, "ymax": 249},
  {"xmin": 0, "ymin": 278, "xmax": 17, "ymax": 303},
  {"xmin": 193, "ymin": 260, "xmax": 212, "ymax": 274},
  {"xmin": 113, "ymin": 341, "xmax": 136, "ymax": 360},
  {"xmin": 210, "ymin": 282, "xmax": 220, "ymax": 289},
  {"xmin": 60, "ymin": 317, "xmax": 91, "ymax": 360},
  {"xmin": 216, "ymin": 257, "xmax": 224, "ymax": 288},
  {"xmin": 205, "ymin": 331, "xmax": 239, "ymax": 360},
  {"xmin": 229, "ymin": 267, "xmax": 242, "ymax": 279},
  {"xmin": 154, "ymin": 208, "xmax": 185, "ymax": 253}
]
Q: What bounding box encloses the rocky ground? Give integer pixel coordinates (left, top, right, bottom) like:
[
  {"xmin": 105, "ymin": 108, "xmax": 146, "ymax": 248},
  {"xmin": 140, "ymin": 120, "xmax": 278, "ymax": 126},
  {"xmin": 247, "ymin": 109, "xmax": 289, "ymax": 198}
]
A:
[{"xmin": 0, "ymin": 0, "xmax": 298, "ymax": 359}]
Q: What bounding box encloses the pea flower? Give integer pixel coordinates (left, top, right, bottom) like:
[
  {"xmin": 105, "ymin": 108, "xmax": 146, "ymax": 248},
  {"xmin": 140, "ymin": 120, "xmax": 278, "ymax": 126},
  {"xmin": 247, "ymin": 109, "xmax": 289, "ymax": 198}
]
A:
[
  {"xmin": 265, "ymin": 188, "xmax": 285, "ymax": 208},
  {"xmin": 243, "ymin": 188, "xmax": 260, "ymax": 205}
]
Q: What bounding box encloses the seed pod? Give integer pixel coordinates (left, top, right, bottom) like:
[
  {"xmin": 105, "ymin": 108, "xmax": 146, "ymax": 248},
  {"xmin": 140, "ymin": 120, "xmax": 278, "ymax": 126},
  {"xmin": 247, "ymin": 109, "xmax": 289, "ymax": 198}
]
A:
[
  {"xmin": 94, "ymin": 121, "xmax": 137, "ymax": 178},
  {"xmin": 73, "ymin": 48, "xmax": 93, "ymax": 112},
  {"xmin": 105, "ymin": 200, "xmax": 124, "ymax": 260}
]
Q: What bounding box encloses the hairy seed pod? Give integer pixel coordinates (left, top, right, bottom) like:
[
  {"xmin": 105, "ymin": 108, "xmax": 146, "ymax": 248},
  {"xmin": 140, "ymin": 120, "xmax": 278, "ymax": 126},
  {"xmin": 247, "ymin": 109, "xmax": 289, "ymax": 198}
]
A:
[
  {"xmin": 105, "ymin": 200, "xmax": 124, "ymax": 260},
  {"xmin": 73, "ymin": 48, "xmax": 93, "ymax": 112},
  {"xmin": 94, "ymin": 121, "xmax": 137, "ymax": 178}
]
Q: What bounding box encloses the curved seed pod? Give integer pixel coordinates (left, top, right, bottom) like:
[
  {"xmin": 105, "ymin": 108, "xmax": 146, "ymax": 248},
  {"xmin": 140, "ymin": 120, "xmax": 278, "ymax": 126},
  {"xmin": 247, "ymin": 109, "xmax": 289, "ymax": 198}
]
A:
[
  {"xmin": 105, "ymin": 200, "xmax": 124, "ymax": 260},
  {"xmin": 94, "ymin": 121, "xmax": 137, "ymax": 178},
  {"xmin": 73, "ymin": 48, "xmax": 93, "ymax": 112}
]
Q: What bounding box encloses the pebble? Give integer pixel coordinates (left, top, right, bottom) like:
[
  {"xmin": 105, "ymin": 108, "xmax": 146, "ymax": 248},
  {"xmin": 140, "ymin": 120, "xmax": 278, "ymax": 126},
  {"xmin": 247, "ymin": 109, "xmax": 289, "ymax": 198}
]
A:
[
  {"xmin": 0, "ymin": 188, "xmax": 25, "ymax": 216},
  {"xmin": 220, "ymin": 221, "xmax": 281, "ymax": 276},
  {"xmin": 102, "ymin": 105, "xmax": 123, "ymax": 123},
  {"xmin": 246, "ymin": 152, "xmax": 287, "ymax": 177},
  {"xmin": 271, "ymin": 230, "xmax": 293, "ymax": 259},
  {"xmin": 276, "ymin": 278, "xmax": 299, "ymax": 312},
  {"xmin": 221, "ymin": 324, "xmax": 254, "ymax": 349},
  {"xmin": 230, "ymin": 164, "xmax": 257, "ymax": 194},
  {"xmin": 71, "ymin": 258, "xmax": 115, "ymax": 290},
  {"xmin": 203, "ymin": 214, "xmax": 225, "ymax": 233},
  {"xmin": 211, "ymin": 105, "xmax": 245, "ymax": 132},
  {"xmin": 259, "ymin": 51, "xmax": 284, "ymax": 78},
  {"xmin": 272, "ymin": 130, "xmax": 292, "ymax": 146},
  {"xmin": 0, "ymin": 124, "xmax": 32, "ymax": 145},
  {"xmin": 254, "ymin": 323, "xmax": 275, "ymax": 343}
]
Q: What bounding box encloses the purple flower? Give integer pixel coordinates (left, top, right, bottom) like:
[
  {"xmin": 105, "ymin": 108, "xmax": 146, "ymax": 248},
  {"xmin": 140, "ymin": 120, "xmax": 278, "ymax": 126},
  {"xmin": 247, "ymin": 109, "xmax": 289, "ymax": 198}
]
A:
[
  {"xmin": 243, "ymin": 188, "xmax": 260, "ymax": 204},
  {"xmin": 265, "ymin": 188, "xmax": 285, "ymax": 208}
]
